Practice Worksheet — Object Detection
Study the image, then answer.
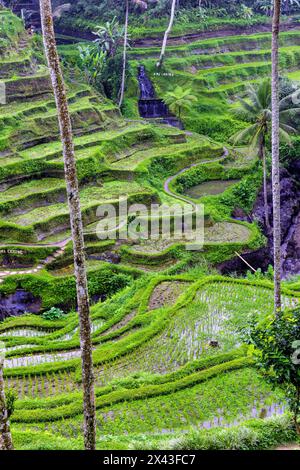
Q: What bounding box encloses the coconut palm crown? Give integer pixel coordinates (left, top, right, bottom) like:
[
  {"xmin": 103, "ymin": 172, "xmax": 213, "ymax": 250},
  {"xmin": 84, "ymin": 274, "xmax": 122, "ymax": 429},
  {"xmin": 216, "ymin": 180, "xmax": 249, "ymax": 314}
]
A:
[
  {"xmin": 231, "ymin": 78, "xmax": 299, "ymax": 228},
  {"xmin": 164, "ymin": 86, "xmax": 197, "ymax": 118}
]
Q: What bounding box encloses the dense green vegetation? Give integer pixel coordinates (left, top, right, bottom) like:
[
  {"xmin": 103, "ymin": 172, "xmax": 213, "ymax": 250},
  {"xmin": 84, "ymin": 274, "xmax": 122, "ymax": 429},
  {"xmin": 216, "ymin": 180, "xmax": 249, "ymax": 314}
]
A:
[
  {"xmin": 1, "ymin": 3, "xmax": 300, "ymax": 451},
  {"xmin": 56, "ymin": 1, "xmax": 296, "ymax": 38}
]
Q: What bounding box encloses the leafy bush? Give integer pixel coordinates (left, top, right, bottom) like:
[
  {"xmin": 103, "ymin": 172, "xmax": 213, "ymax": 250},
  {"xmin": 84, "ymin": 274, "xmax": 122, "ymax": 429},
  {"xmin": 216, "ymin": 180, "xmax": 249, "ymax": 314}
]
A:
[
  {"xmin": 220, "ymin": 170, "xmax": 262, "ymax": 214},
  {"xmin": 162, "ymin": 414, "xmax": 297, "ymax": 450},
  {"xmin": 246, "ymin": 308, "xmax": 300, "ymax": 434},
  {"xmin": 75, "ymin": 18, "xmax": 127, "ymax": 101},
  {"xmin": 5, "ymin": 389, "xmax": 16, "ymax": 418},
  {"xmin": 42, "ymin": 307, "xmax": 65, "ymax": 321},
  {"xmin": 110, "ymin": 371, "xmax": 157, "ymax": 390},
  {"xmin": 246, "ymin": 265, "xmax": 274, "ymax": 281}
]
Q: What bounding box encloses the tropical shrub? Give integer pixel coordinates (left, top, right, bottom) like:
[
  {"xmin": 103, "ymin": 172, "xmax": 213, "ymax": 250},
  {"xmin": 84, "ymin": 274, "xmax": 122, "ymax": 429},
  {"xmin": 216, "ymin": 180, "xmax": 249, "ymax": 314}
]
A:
[
  {"xmin": 160, "ymin": 414, "xmax": 298, "ymax": 450},
  {"xmin": 76, "ymin": 19, "xmax": 126, "ymax": 100},
  {"xmin": 42, "ymin": 307, "xmax": 65, "ymax": 321},
  {"xmin": 5, "ymin": 389, "xmax": 16, "ymax": 418},
  {"xmin": 164, "ymin": 86, "xmax": 197, "ymax": 119},
  {"xmin": 246, "ymin": 309, "xmax": 300, "ymax": 434},
  {"xmin": 246, "ymin": 265, "xmax": 274, "ymax": 281},
  {"xmin": 78, "ymin": 44, "xmax": 107, "ymax": 90}
]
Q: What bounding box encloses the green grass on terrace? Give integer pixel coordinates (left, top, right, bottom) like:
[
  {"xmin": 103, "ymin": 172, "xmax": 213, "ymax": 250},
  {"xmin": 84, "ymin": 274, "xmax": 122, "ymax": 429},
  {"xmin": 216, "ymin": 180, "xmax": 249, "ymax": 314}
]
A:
[
  {"xmin": 56, "ymin": 13, "xmax": 270, "ymax": 40},
  {"xmin": 1, "ymin": 275, "xmax": 298, "ymax": 451},
  {"xmin": 0, "ymin": 9, "xmax": 24, "ymax": 56},
  {"xmin": 111, "ymin": 134, "xmax": 221, "ymax": 171},
  {"xmin": 0, "ymin": 178, "xmax": 64, "ymax": 204},
  {"xmin": 0, "ymin": 84, "xmax": 91, "ymax": 117},
  {"xmin": 15, "ymin": 368, "xmax": 284, "ymax": 446},
  {"xmin": 287, "ymin": 70, "xmax": 300, "ymax": 81},
  {"xmin": 161, "ymin": 45, "xmax": 300, "ymax": 73},
  {"xmin": 25, "ymin": 95, "xmax": 112, "ymax": 121},
  {"xmin": 91, "ymin": 281, "xmax": 298, "ymax": 383},
  {"xmin": 2, "ymin": 276, "xmax": 297, "ymax": 380},
  {"xmin": 17, "ymin": 122, "xmax": 150, "ymax": 160},
  {"xmin": 3, "ymin": 180, "xmax": 149, "ymax": 227},
  {"xmin": 0, "ymin": 65, "xmax": 49, "ymax": 84},
  {"xmin": 141, "ymin": 60, "xmax": 274, "ymax": 88},
  {"xmin": 129, "ymin": 30, "xmax": 300, "ymax": 58},
  {"xmin": 0, "ymin": 9, "xmax": 299, "ymax": 450}
]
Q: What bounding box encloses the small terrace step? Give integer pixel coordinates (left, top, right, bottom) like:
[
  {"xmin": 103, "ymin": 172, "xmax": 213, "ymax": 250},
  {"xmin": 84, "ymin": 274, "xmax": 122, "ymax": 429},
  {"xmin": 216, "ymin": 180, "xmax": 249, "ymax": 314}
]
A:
[{"xmin": 1, "ymin": 72, "xmax": 52, "ymax": 103}]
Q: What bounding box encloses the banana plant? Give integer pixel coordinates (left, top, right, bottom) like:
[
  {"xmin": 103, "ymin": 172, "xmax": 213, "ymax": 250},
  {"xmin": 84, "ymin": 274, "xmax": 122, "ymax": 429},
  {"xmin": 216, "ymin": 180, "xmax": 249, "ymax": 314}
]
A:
[{"xmin": 93, "ymin": 16, "xmax": 124, "ymax": 58}]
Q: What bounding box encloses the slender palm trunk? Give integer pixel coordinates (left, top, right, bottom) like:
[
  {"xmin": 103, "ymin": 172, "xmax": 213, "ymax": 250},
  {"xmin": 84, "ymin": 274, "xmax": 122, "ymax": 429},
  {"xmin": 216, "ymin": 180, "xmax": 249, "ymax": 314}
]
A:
[
  {"xmin": 157, "ymin": 0, "xmax": 176, "ymax": 68},
  {"xmin": 259, "ymin": 137, "xmax": 270, "ymax": 230},
  {"xmin": 118, "ymin": 0, "xmax": 129, "ymax": 109},
  {"xmin": 294, "ymin": 386, "xmax": 300, "ymax": 435},
  {"xmin": 271, "ymin": 0, "xmax": 282, "ymax": 315},
  {"xmin": 0, "ymin": 358, "xmax": 13, "ymax": 450},
  {"xmin": 39, "ymin": 0, "xmax": 96, "ymax": 450}
]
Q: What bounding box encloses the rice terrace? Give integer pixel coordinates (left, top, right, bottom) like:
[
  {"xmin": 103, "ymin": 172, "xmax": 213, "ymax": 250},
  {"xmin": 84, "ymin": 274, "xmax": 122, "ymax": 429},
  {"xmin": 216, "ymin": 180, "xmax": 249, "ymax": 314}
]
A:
[{"xmin": 0, "ymin": 0, "xmax": 300, "ymax": 456}]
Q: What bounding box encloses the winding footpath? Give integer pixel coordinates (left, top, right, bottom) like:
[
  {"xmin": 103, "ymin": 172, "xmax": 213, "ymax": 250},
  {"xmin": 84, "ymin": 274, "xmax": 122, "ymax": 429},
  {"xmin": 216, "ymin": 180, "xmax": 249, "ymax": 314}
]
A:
[
  {"xmin": 164, "ymin": 146, "xmax": 229, "ymax": 207},
  {"xmin": 0, "ymin": 238, "xmax": 71, "ymax": 282}
]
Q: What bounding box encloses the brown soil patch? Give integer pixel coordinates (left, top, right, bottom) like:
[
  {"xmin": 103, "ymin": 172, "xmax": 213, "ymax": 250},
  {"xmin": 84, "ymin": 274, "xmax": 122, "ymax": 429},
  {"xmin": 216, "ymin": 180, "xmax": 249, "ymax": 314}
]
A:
[
  {"xmin": 149, "ymin": 281, "xmax": 191, "ymax": 310},
  {"xmin": 101, "ymin": 310, "xmax": 137, "ymax": 336}
]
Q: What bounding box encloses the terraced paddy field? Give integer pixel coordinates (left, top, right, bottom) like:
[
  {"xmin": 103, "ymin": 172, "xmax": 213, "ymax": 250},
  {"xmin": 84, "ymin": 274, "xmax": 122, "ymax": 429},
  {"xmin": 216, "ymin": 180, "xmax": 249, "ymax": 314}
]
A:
[
  {"xmin": 0, "ymin": 18, "xmax": 259, "ymax": 278},
  {"xmin": 1, "ymin": 9, "xmax": 300, "ymax": 450},
  {"xmin": 126, "ymin": 26, "xmax": 300, "ymax": 142},
  {"xmin": 1, "ymin": 275, "xmax": 299, "ymax": 449},
  {"xmin": 184, "ymin": 179, "xmax": 241, "ymax": 199}
]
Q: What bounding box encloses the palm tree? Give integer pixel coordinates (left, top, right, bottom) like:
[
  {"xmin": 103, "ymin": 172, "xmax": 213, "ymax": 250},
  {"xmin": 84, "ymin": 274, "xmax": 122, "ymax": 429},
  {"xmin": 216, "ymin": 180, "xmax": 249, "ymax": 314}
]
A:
[
  {"xmin": 232, "ymin": 79, "xmax": 297, "ymax": 230},
  {"xmin": 258, "ymin": 0, "xmax": 274, "ymax": 16},
  {"xmin": 0, "ymin": 355, "xmax": 13, "ymax": 450},
  {"xmin": 39, "ymin": 0, "xmax": 96, "ymax": 450},
  {"xmin": 119, "ymin": 0, "xmax": 149, "ymax": 109},
  {"xmin": 157, "ymin": 0, "xmax": 177, "ymax": 68},
  {"xmin": 118, "ymin": 0, "xmax": 129, "ymax": 109},
  {"xmin": 282, "ymin": 0, "xmax": 300, "ymax": 14},
  {"xmin": 272, "ymin": 0, "xmax": 282, "ymax": 315},
  {"xmin": 164, "ymin": 86, "xmax": 197, "ymax": 118}
]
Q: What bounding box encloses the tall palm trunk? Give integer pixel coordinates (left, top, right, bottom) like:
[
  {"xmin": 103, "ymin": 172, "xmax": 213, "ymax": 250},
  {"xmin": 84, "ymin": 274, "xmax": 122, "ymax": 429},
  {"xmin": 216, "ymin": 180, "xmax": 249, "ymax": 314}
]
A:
[
  {"xmin": 0, "ymin": 358, "xmax": 13, "ymax": 450},
  {"xmin": 259, "ymin": 135, "xmax": 270, "ymax": 230},
  {"xmin": 271, "ymin": 0, "xmax": 282, "ymax": 315},
  {"xmin": 39, "ymin": 0, "xmax": 96, "ymax": 450},
  {"xmin": 118, "ymin": 0, "xmax": 129, "ymax": 109},
  {"xmin": 157, "ymin": 0, "xmax": 176, "ymax": 68}
]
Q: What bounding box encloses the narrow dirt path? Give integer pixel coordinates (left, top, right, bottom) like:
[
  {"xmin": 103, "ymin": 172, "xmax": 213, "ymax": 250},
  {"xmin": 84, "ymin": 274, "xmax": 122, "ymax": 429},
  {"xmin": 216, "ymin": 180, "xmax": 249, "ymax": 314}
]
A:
[{"xmin": 0, "ymin": 238, "xmax": 71, "ymax": 281}]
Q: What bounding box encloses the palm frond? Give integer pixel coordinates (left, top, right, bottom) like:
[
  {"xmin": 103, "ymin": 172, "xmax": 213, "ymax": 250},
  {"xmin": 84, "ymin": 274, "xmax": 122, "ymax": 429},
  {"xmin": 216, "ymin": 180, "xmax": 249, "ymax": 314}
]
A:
[
  {"xmin": 279, "ymin": 127, "xmax": 293, "ymax": 145},
  {"xmin": 257, "ymin": 78, "xmax": 271, "ymax": 108},
  {"xmin": 236, "ymin": 98, "xmax": 259, "ymax": 117},
  {"xmin": 279, "ymin": 90, "xmax": 300, "ymax": 110},
  {"xmin": 230, "ymin": 123, "xmax": 259, "ymax": 145},
  {"xmin": 247, "ymin": 85, "xmax": 262, "ymax": 110},
  {"xmin": 279, "ymin": 107, "xmax": 300, "ymax": 117},
  {"xmin": 279, "ymin": 122, "xmax": 297, "ymax": 134}
]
